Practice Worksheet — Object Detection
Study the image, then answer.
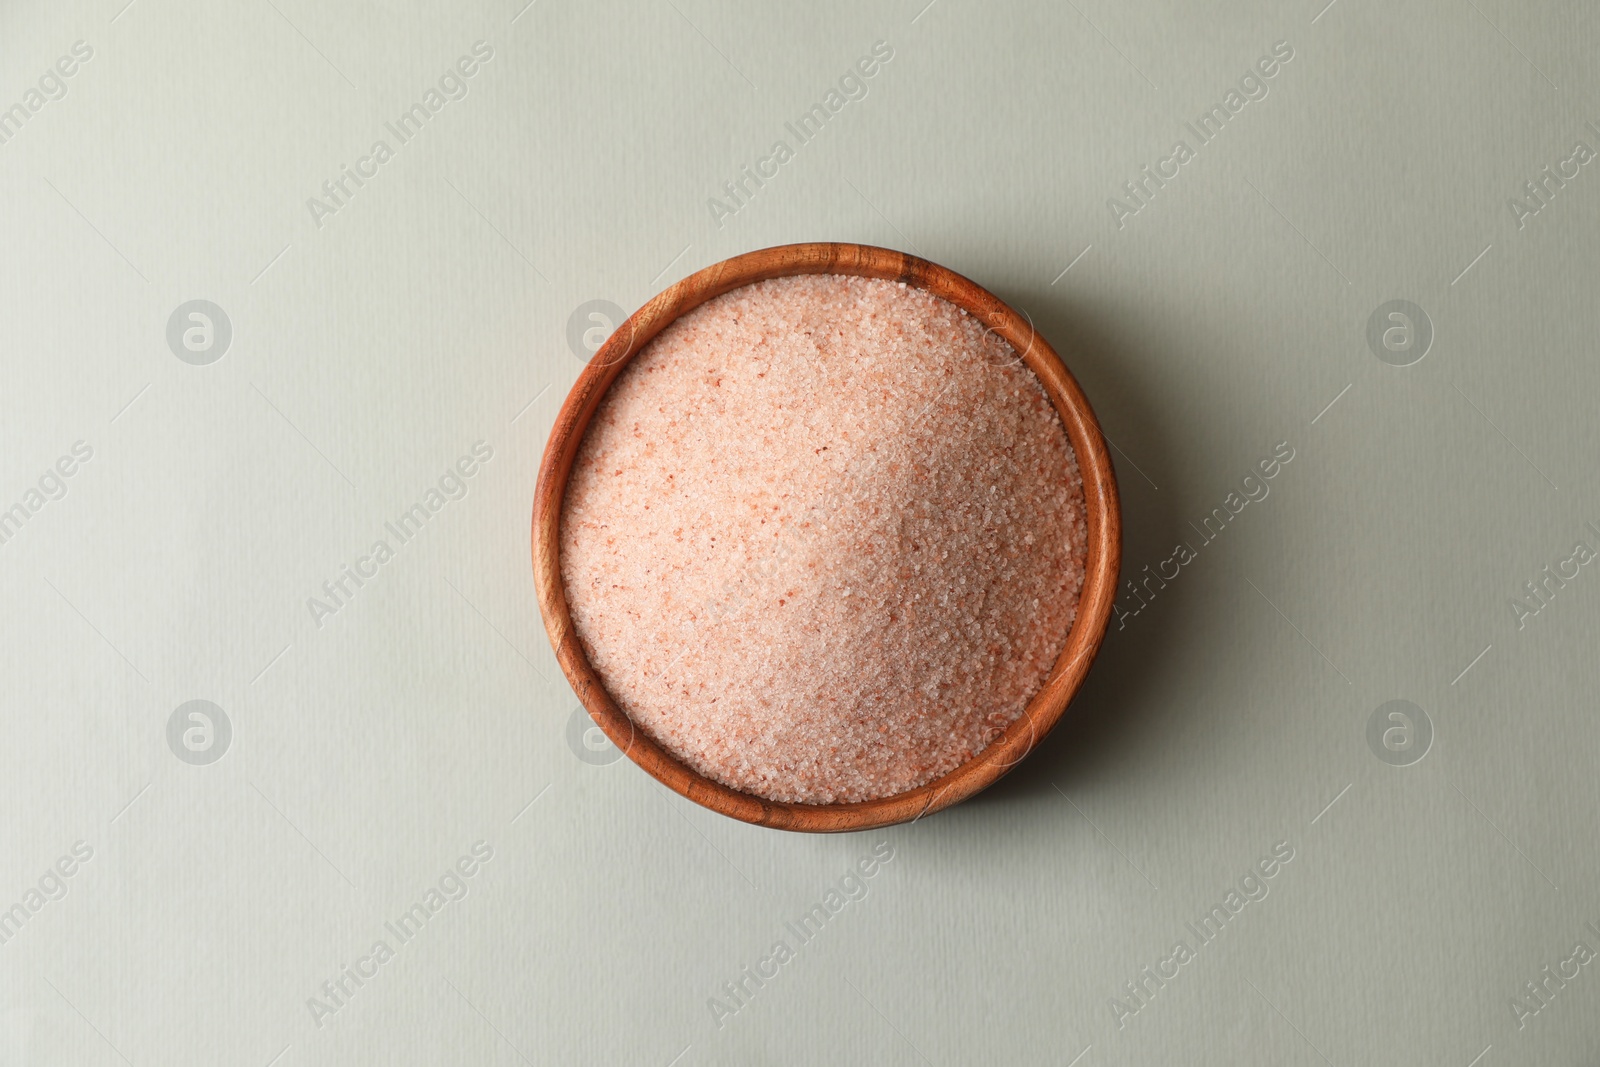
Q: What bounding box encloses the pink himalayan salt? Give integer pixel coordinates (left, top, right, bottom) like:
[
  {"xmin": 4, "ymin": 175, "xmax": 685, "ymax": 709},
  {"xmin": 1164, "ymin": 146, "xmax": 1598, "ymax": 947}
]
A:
[{"xmin": 560, "ymin": 274, "xmax": 1087, "ymax": 804}]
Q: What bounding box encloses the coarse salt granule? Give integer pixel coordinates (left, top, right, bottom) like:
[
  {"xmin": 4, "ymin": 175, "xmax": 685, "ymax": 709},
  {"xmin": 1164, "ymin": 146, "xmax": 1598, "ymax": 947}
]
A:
[{"xmin": 560, "ymin": 274, "xmax": 1087, "ymax": 804}]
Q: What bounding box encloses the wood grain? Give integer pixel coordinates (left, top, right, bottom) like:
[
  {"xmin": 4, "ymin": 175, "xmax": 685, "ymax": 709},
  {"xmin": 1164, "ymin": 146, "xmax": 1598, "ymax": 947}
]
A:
[{"xmin": 532, "ymin": 242, "xmax": 1122, "ymax": 832}]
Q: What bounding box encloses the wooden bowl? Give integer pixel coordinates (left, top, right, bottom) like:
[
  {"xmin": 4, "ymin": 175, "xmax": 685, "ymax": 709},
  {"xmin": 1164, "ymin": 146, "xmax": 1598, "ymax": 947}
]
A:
[{"xmin": 533, "ymin": 242, "xmax": 1121, "ymax": 832}]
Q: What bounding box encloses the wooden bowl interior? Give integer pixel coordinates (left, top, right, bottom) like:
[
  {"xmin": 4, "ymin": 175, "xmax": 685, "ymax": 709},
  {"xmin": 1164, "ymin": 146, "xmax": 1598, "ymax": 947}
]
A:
[{"xmin": 532, "ymin": 242, "xmax": 1121, "ymax": 832}]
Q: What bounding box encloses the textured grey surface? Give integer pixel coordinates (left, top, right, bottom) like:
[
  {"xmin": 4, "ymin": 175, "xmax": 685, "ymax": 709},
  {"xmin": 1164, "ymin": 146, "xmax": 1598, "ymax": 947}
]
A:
[{"xmin": 2, "ymin": 0, "xmax": 1598, "ymax": 1063}]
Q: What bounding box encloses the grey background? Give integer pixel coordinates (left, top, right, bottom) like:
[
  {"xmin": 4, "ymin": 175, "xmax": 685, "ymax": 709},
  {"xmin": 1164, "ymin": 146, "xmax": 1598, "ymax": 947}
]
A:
[{"xmin": 1, "ymin": 0, "xmax": 1596, "ymax": 1063}]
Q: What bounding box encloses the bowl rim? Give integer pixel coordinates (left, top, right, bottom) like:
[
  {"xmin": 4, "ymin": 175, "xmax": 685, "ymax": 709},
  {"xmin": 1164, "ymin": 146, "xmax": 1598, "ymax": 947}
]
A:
[{"xmin": 532, "ymin": 241, "xmax": 1121, "ymax": 832}]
